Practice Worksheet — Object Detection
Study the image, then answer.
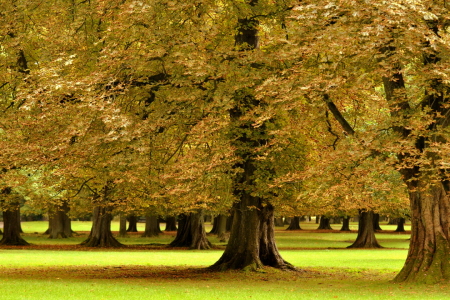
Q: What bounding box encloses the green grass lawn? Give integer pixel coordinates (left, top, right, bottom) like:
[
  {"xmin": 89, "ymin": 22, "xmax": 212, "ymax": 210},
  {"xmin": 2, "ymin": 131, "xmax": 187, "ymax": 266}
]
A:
[{"xmin": 2, "ymin": 220, "xmax": 446, "ymax": 300}]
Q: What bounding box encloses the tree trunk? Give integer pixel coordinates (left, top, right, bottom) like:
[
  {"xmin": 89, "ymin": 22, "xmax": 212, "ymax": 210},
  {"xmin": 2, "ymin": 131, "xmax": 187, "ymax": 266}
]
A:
[
  {"xmin": 126, "ymin": 214, "xmax": 138, "ymax": 232},
  {"xmin": 373, "ymin": 213, "xmax": 382, "ymax": 231},
  {"xmin": 347, "ymin": 211, "xmax": 382, "ymax": 249},
  {"xmin": 317, "ymin": 216, "xmax": 332, "ymax": 230},
  {"xmin": 81, "ymin": 206, "xmax": 123, "ymax": 247},
  {"xmin": 394, "ymin": 183, "xmax": 450, "ymax": 283},
  {"xmin": 0, "ymin": 205, "xmax": 29, "ymax": 246},
  {"xmin": 169, "ymin": 212, "xmax": 211, "ymax": 249},
  {"xmin": 164, "ymin": 216, "xmax": 177, "ymax": 231},
  {"xmin": 274, "ymin": 217, "xmax": 284, "ymax": 227},
  {"xmin": 209, "ymin": 215, "xmax": 220, "ymax": 234},
  {"xmin": 118, "ymin": 213, "xmax": 128, "ymax": 237},
  {"xmin": 283, "ymin": 217, "xmax": 291, "ymax": 225},
  {"xmin": 47, "ymin": 201, "xmax": 72, "ymax": 239},
  {"xmin": 394, "ymin": 218, "xmax": 406, "ymax": 233},
  {"xmin": 216, "ymin": 214, "xmax": 229, "ymax": 242},
  {"xmin": 211, "ymin": 200, "xmax": 292, "ymax": 271},
  {"xmin": 141, "ymin": 214, "xmax": 161, "ymax": 237},
  {"xmin": 388, "ymin": 218, "xmax": 398, "ymax": 225},
  {"xmin": 286, "ymin": 216, "xmax": 302, "ymax": 230},
  {"xmin": 340, "ymin": 216, "xmax": 351, "ymax": 231},
  {"xmin": 315, "ymin": 215, "xmax": 320, "ymax": 224}
]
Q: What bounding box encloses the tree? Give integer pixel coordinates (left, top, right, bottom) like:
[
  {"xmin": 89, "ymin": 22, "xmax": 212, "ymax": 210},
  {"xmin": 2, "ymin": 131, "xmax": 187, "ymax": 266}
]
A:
[
  {"xmin": 286, "ymin": 216, "xmax": 302, "ymax": 230},
  {"xmin": 0, "ymin": 188, "xmax": 28, "ymax": 246},
  {"xmin": 169, "ymin": 212, "xmax": 211, "ymax": 250},
  {"xmin": 47, "ymin": 201, "xmax": 73, "ymax": 239},
  {"xmin": 347, "ymin": 210, "xmax": 382, "ymax": 249}
]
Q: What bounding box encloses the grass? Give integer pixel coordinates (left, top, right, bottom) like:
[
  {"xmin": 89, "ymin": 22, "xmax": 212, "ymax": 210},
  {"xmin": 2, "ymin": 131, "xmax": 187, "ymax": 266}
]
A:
[{"xmin": 2, "ymin": 220, "xmax": 448, "ymax": 299}]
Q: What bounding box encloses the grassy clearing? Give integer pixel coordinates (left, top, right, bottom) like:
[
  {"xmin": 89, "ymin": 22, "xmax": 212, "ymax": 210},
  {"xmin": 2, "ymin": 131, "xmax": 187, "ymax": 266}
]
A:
[{"xmin": 2, "ymin": 221, "xmax": 445, "ymax": 299}]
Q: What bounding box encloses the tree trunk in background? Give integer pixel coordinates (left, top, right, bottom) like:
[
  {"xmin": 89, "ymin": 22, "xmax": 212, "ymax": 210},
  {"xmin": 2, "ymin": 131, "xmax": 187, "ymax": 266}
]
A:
[
  {"xmin": 283, "ymin": 217, "xmax": 291, "ymax": 225},
  {"xmin": 0, "ymin": 205, "xmax": 29, "ymax": 246},
  {"xmin": 395, "ymin": 218, "xmax": 406, "ymax": 233},
  {"xmin": 127, "ymin": 214, "xmax": 138, "ymax": 232},
  {"xmin": 48, "ymin": 201, "xmax": 72, "ymax": 239},
  {"xmin": 209, "ymin": 215, "xmax": 219, "ymax": 234},
  {"xmin": 164, "ymin": 216, "xmax": 177, "ymax": 231},
  {"xmin": 141, "ymin": 214, "xmax": 161, "ymax": 237},
  {"xmin": 315, "ymin": 215, "xmax": 320, "ymax": 224},
  {"xmin": 340, "ymin": 216, "xmax": 351, "ymax": 231},
  {"xmin": 118, "ymin": 213, "xmax": 128, "ymax": 237},
  {"xmin": 317, "ymin": 216, "xmax": 332, "ymax": 230},
  {"xmin": 81, "ymin": 206, "xmax": 122, "ymax": 247},
  {"xmin": 169, "ymin": 212, "xmax": 211, "ymax": 249},
  {"xmin": 286, "ymin": 216, "xmax": 302, "ymax": 230},
  {"xmin": 274, "ymin": 217, "xmax": 284, "ymax": 227},
  {"xmin": 347, "ymin": 211, "xmax": 382, "ymax": 248},
  {"xmin": 373, "ymin": 213, "xmax": 382, "ymax": 231},
  {"xmin": 216, "ymin": 214, "xmax": 229, "ymax": 242}
]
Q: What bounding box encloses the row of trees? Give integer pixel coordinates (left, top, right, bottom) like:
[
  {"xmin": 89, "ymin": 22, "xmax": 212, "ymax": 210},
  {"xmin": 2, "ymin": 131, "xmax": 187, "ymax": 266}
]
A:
[{"xmin": 2, "ymin": 0, "xmax": 450, "ymax": 283}]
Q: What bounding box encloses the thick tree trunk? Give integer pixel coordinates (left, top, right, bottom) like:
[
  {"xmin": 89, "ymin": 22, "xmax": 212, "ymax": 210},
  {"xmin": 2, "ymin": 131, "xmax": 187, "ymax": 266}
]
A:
[
  {"xmin": 211, "ymin": 199, "xmax": 292, "ymax": 271},
  {"xmin": 317, "ymin": 216, "xmax": 332, "ymax": 230},
  {"xmin": 347, "ymin": 211, "xmax": 382, "ymax": 248},
  {"xmin": 340, "ymin": 216, "xmax": 351, "ymax": 231},
  {"xmin": 315, "ymin": 215, "xmax": 320, "ymax": 224},
  {"xmin": 394, "ymin": 218, "xmax": 406, "ymax": 233},
  {"xmin": 286, "ymin": 216, "xmax": 302, "ymax": 230},
  {"xmin": 141, "ymin": 214, "xmax": 161, "ymax": 237},
  {"xmin": 126, "ymin": 214, "xmax": 138, "ymax": 232},
  {"xmin": 169, "ymin": 212, "xmax": 211, "ymax": 249},
  {"xmin": 394, "ymin": 183, "xmax": 450, "ymax": 283},
  {"xmin": 47, "ymin": 201, "xmax": 72, "ymax": 239},
  {"xmin": 0, "ymin": 206, "xmax": 29, "ymax": 246},
  {"xmin": 164, "ymin": 216, "xmax": 177, "ymax": 231},
  {"xmin": 81, "ymin": 206, "xmax": 123, "ymax": 247}
]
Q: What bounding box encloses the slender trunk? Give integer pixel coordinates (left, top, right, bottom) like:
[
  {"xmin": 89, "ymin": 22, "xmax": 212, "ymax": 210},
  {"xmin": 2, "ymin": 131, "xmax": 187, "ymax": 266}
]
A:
[
  {"xmin": 286, "ymin": 216, "xmax": 302, "ymax": 230},
  {"xmin": 81, "ymin": 206, "xmax": 123, "ymax": 247},
  {"xmin": 141, "ymin": 214, "xmax": 160, "ymax": 237},
  {"xmin": 317, "ymin": 216, "xmax": 332, "ymax": 230},
  {"xmin": 315, "ymin": 215, "xmax": 320, "ymax": 224},
  {"xmin": 216, "ymin": 214, "xmax": 229, "ymax": 242},
  {"xmin": 118, "ymin": 213, "xmax": 128, "ymax": 237},
  {"xmin": 394, "ymin": 218, "xmax": 406, "ymax": 232},
  {"xmin": 340, "ymin": 216, "xmax": 351, "ymax": 231},
  {"xmin": 48, "ymin": 201, "xmax": 72, "ymax": 239},
  {"xmin": 347, "ymin": 211, "xmax": 382, "ymax": 248},
  {"xmin": 164, "ymin": 216, "xmax": 177, "ymax": 231}
]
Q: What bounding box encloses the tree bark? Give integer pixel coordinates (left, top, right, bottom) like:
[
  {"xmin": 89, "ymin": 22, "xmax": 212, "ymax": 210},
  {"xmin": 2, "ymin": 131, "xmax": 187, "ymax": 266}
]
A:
[
  {"xmin": 0, "ymin": 205, "xmax": 29, "ymax": 246},
  {"xmin": 394, "ymin": 218, "xmax": 406, "ymax": 233},
  {"xmin": 347, "ymin": 211, "xmax": 382, "ymax": 249},
  {"xmin": 126, "ymin": 214, "xmax": 138, "ymax": 232},
  {"xmin": 340, "ymin": 216, "xmax": 351, "ymax": 231},
  {"xmin": 209, "ymin": 215, "xmax": 220, "ymax": 234},
  {"xmin": 169, "ymin": 212, "xmax": 211, "ymax": 249},
  {"xmin": 373, "ymin": 213, "xmax": 382, "ymax": 231},
  {"xmin": 141, "ymin": 214, "xmax": 161, "ymax": 237},
  {"xmin": 81, "ymin": 205, "xmax": 123, "ymax": 247},
  {"xmin": 394, "ymin": 182, "xmax": 450, "ymax": 283},
  {"xmin": 317, "ymin": 216, "xmax": 332, "ymax": 230},
  {"xmin": 164, "ymin": 216, "xmax": 177, "ymax": 231},
  {"xmin": 286, "ymin": 216, "xmax": 302, "ymax": 230},
  {"xmin": 47, "ymin": 201, "xmax": 73, "ymax": 239},
  {"xmin": 118, "ymin": 213, "xmax": 128, "ymax": 237},
  {"xmin": 274, "ymin": 217, "xmax": 284, "ymax": 227}
]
